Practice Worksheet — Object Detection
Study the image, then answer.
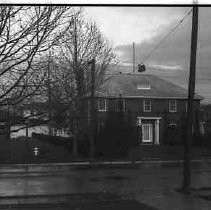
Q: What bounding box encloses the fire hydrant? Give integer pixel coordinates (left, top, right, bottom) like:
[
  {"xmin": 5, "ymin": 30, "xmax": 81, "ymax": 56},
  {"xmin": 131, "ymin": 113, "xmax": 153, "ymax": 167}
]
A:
[{"xmin": 34, "ymin": 146, "xmax": 39, "ymax": 157}]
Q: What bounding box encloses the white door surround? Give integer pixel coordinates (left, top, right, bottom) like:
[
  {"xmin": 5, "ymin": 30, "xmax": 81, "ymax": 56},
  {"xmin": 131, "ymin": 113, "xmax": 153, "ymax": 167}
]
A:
[{"xmin": 137, "ymin": 117, "xmax": 162, "ymax": 145}]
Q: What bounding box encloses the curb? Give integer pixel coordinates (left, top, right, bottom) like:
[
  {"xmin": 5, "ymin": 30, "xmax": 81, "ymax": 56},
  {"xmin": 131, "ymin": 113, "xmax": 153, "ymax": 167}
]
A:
[{"xmin": 0, "ymin": 158, "xmax": 210, "ymax": 171}]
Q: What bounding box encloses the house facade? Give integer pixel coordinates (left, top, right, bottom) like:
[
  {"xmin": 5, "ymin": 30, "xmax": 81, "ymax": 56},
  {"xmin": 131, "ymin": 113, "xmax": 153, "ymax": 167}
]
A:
[{"xmin": 85, "ymin": 73, "xmax": 202, "ymax": 145}]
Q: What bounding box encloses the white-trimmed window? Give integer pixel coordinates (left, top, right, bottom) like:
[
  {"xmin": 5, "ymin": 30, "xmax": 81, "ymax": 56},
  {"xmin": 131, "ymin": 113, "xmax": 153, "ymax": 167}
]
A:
[
  {"xmin": 98, "ymin": 98, "xmax": 107, "ymax": 112},
  {"xmin": 168, "ymin": 122, "xmax": 177, "ymax": 128},
  {"xmin": 169, "ymin": 100, "xmax": 177, "ymax": 112},
  {"xmin": 57, "ymin": 129, "xmax": 63, "ymax": 135},
  {"xmin": 143, "ymin": 99, "xmax": 151, "ymax": 112},
  {"xmin": 116, "ymin": 99, "xmax": 125, "ymax": 112}
]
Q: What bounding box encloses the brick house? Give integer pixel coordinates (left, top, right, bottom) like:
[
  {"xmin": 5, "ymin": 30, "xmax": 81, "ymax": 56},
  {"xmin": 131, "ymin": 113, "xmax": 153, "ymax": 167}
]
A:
[{"xmin": 85, "ymin": 73, "xmax": 202, "ymax": 145}]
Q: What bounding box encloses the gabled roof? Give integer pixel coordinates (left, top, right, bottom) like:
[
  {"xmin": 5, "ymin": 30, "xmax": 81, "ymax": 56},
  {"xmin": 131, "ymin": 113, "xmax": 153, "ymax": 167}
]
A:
[{"xmin": 95, "ymin": 73, "xmax": 202, "ymax": 99}]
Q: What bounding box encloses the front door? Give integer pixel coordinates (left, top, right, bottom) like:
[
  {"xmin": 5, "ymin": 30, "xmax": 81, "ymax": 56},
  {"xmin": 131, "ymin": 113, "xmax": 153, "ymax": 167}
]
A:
[{"xmin": 142, "ymin": 123, "xmax": 153, "ymax": 143}]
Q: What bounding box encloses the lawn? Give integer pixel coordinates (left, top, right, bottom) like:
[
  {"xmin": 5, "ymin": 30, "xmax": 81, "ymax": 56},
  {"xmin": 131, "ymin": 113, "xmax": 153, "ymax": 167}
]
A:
[
  {"xmin": 0, "ymin": 137, "xmax": 211, "ymax": 164},
  {"xmin": 128, "ymin": 145, "xmax": 211, "ymax": 161}
]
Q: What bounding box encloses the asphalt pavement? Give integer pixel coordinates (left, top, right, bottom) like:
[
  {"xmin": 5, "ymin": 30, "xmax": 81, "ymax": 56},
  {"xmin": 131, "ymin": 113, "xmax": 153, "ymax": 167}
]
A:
[{"xmin": 0, "ymin": 160, "xmax": 211, "ymax": 210}]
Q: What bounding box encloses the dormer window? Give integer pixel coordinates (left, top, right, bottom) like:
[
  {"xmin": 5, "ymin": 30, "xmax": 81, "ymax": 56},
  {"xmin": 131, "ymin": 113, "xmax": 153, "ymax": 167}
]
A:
[{"xmin": 137, "ymin": 83, "xmax": 151, "ymax": 90}]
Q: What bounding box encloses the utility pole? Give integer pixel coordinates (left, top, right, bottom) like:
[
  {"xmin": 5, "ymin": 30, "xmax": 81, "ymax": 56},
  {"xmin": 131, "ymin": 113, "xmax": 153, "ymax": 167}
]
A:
[
  {"xmin": 133, "ymin": 42, "xmax": 135, "ymax": 74},
  {"xmin": 89, "ymin": 59, "xmax": 96, "ymax": 160},
  {"xmin": 183, "ymin": 5, "xmax": 198, "ymax": 193}
]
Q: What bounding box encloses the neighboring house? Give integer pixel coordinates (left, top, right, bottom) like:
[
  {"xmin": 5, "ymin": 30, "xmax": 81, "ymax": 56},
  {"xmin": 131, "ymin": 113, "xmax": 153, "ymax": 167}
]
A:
[
  {"xmin": 85, "ymin": 73, "xmax": 202, "ymax": 145},
  {"xmin": 10, "ymin": 125, "xmax": 49, "ymax": 138},
  {"xmin": 10, "ymin": 125, "xmax": 71, "ymax": 139},
  {"xmin": 8, "ymin": 102, "xmax": 72, "ymax": 139}
]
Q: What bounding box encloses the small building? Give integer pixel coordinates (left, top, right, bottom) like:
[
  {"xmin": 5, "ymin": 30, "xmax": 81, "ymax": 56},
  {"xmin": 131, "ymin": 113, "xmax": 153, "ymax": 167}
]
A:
[{"xmin": 85, "ymin": 73, "xmax": 202, "ymax": 146}]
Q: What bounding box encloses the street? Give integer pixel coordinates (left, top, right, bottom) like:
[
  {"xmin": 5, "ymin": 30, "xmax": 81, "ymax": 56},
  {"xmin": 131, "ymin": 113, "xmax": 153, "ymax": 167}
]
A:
[{"xmin": 0, "ymin": 161, "xmax": 210, "ymax": 209}]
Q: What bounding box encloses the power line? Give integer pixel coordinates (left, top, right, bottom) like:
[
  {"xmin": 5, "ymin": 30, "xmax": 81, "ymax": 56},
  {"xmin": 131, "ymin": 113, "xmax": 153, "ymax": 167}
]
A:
[{"xmin": 140, "ymin": 9, "xmax": 193, "ymax": 64}]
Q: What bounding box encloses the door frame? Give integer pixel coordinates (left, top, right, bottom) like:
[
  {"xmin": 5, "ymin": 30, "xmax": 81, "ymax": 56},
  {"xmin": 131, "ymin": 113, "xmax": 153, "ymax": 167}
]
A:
[{"xmin": 137, "ymin": 117, "xmax": 162, "ymax": 145}]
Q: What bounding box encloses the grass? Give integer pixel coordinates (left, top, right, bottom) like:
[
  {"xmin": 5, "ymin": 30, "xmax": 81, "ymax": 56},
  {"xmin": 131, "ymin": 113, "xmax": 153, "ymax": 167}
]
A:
[
  {"xmin": 0, "ymin": 137, "xmax": 73, "ymax": 164},
  {"xmin": 0, "ymin": 137, "xmax": 211, "ymax": 164},
  {"xmin": 128, "ymin": 145, "xmax": 211, "ymax": 161}
]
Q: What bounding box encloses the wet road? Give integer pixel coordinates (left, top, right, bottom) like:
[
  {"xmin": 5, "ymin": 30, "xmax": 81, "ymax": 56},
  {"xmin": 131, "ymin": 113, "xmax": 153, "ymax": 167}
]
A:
[{"xmin": 0, "ymin": 161, "xmax": 211, "ymax": 209}]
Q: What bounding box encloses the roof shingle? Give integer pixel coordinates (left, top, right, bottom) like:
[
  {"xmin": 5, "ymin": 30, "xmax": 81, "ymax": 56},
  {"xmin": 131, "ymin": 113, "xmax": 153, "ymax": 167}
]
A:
[{"xmin": 95, "ymin": 73, "xmax": 202, "ymax": 99}]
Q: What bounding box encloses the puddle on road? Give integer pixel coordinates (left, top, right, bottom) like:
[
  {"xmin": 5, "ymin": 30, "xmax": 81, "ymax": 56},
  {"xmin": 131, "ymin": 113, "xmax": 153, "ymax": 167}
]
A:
[
  {"xmin": 88, "ymin": 177, "xmax": 100, "ymax": 182},
  {"xmin": 197, "ymin": 194, "xmax": 211, "ymax": 201},
  {"xmin": 88, "ymin": 175, "xmax": 130, "ymax": 182},
  {"xmin": 104, "ymin": 175, "xmax": 130, "ymax": 180},
  {"xmin": 192, "ymin": 187, "xmax": 211, "ymax": 201}
]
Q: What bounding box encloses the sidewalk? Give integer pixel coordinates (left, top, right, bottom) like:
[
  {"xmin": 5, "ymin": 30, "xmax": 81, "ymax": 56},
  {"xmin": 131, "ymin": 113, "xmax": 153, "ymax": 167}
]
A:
[{"xmin": 0, "ymin": 158, "xmax": 211, "ymax": 174}]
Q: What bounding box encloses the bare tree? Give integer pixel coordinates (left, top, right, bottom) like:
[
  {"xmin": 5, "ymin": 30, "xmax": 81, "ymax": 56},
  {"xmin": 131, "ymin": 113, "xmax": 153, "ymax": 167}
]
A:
[
  {"xmin": 15, "ymin": 8, "xmax": 116, "ymax": 126},
  {"xmin": 58, "ymin": 11, "xmax": 116, "ymax": 99},
  {"xmin": 46, "ymin": 10, "xmax": 116, "ymax": 155},
  {"xmin": 9, "ymin": 8, "xmax": 116, "ymax": 151},
  {"xmin": 0, "ymin": 6, "xmax": 73, "ymax": 106}
]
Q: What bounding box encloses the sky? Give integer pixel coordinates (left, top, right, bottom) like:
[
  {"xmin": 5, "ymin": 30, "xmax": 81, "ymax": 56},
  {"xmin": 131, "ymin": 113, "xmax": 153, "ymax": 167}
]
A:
[{"xmin": 85, "ymin": 6, "xmax": 211, "ymax": 104}]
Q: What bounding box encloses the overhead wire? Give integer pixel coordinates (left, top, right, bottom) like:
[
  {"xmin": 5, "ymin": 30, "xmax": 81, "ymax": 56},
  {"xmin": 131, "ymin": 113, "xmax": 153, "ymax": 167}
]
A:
[
  {"xmin": 140, "ymin": 8, "xmax": 193, "ymax": 65},
  {"xmin": 196, "ymin": 9, "xmax": 203, "ymax": 71},
  {"xmin": 103, "ymin": 9, "xmax": 194, "ymax": 78}
]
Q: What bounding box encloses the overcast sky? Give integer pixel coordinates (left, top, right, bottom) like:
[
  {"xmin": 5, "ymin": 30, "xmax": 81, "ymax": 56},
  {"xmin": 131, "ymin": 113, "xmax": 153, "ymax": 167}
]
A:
[{"xmin": 85, "ymin": 7, "xmax": 211, "ymax": 104}]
